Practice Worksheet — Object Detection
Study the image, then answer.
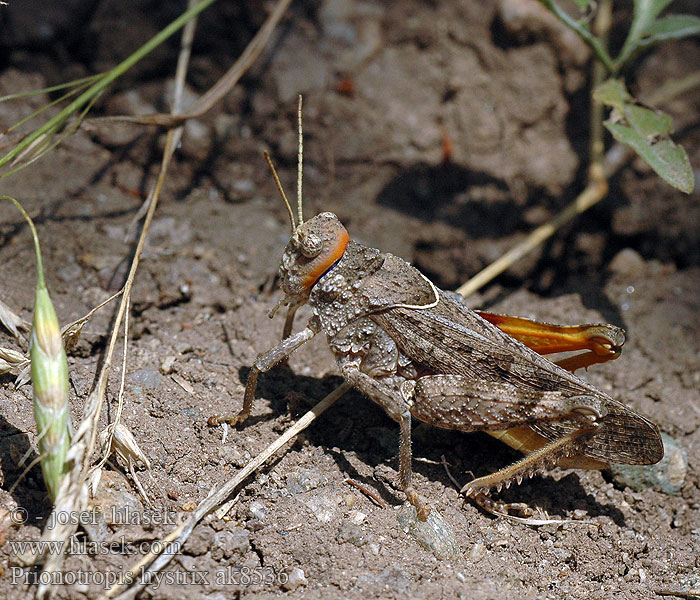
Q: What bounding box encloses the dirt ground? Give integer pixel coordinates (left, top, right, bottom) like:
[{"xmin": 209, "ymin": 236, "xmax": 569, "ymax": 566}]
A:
[{"xmin": 0, "ymin": 1, "xmax": 699, "ymax": 599}]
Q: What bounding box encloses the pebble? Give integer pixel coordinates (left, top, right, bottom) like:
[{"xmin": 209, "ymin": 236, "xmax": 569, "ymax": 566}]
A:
[
  {"xmin": 183, "ymin": 525, "xmax": 214, "ymax": 556},
  {"xmin": 302, "ymin": 494, "xmax": 338, "ymax": 523},
  {"xmin": 608, "ymin": 248, "xmax": 647, "ymax": 279},
  {"xmin": 336, "ymin": 521, "xmax": 367, "ymax": 547},
  {"xmin": 282, "ymin": 567, "xmax": 307, "ymax": 591},
  {"xmin": 610, "ymin": 432, "xmax": 687, "ymax": 495},
  {"xmin": 248, "ymin": 501, "xmax": 267, "ymax": 521},
  {"xmin": 396, "ymin": 505, "xmax": 459, "ymax": 559},
  {"xmin": 469, "ymin": 542, "xmax": 486, "ymax": 562},
  {"xmin": 128, "ymin": 367, "xmax": 162, "ymax": 390},
  {"xmin": 286, "ymin": 469, "xmax": 329, "ymax": 494},
  {"xmin": 160, "ymin": 356, "xmax": 176, "ymax": 374}
]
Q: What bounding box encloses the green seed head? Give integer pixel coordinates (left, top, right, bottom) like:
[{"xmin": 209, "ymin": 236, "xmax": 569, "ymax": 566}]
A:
[{"xmin": 5, "ymin": 196, "xmax": 72, "ymax": 502}]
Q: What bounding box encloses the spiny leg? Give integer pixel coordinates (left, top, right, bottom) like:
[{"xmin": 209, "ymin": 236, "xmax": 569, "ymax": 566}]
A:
[
  {"xmin": 461, "ymin": 425, "xmax": 598, "ymax": 517},
  {"xmin": 476, "ymin": 311, "xmax": 625, "ymax": 372},
  {"xmin": 409, "ymin": 374, "xmax": 606, "ymax": 517},
  {"xmin": 208, "ymin": 323, "xmax": 318, "ymax": 426},
  {"xmin": 340, "ymin": 366, "xmax": 429, "ymax": 519}
]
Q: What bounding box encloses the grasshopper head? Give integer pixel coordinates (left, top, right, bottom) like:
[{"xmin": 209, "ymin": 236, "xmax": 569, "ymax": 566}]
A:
[
  {"xmin": 265, "ymin": 97, "xmax": 350, "ymax": 315},
  {"xmin": 279, "ymin": 212, "xmax": 350, "ymax": 303}
]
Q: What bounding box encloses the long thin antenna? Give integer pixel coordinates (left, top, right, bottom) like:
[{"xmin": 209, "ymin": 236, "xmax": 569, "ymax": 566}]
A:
[
  {"xmin": 264, "ymin": 151, "xmax": 295, "ymax": 233},
  {"xmin": 296, "ymin": 94, "xmax": 304, "ymax": 226}
]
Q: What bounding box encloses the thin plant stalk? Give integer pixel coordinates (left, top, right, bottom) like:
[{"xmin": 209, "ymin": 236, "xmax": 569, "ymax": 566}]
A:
[
  {"xmin": 2, "ymin": 196, "xmax": 71, "ymax": 502},
  {"xmin": 0, "ymin": 0, "xmax": 218, "ymax": 174}
]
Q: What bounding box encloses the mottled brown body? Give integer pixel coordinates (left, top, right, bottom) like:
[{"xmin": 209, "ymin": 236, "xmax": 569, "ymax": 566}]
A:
[{"xmin": 212, "ymin": 210, "xmax": 663, "ymax": 518}]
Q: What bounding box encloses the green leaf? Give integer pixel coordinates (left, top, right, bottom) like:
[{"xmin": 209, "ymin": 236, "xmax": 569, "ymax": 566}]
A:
[
  {"xmin": 625, "ymin": 105, "xmax": 672, "ymax": 137},
  {"xmin": 593, "ymin": 79, "xmax": 633, "ymax": 113},
  {"xmin": 605, "ymin": 120, "xmax": 693, "ymax": 193},
  {"xmin": 642, "ymin": 14, "xmax": 700, "ymax": 46},
  {"xmin": 617, "ymin": 0, "xmax": 675, "ymax": 68},
  {"xmin": 596, "ymin": 79, "xmax": 694, "ymax": 193},
  {"xmin": 571, "ymin": 0, "xmax": 594, "ymax": 10},
  {"xmin": 535, "ymin": 0, "xmax": 614, "ymax": 71}
]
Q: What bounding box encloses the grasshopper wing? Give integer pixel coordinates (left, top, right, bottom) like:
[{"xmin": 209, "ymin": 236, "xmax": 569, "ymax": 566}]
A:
[
  {"xmin": 533, "ymin": 402, "xmax": 663, "ymax": 465},
  {"xmin": 373, "ymin": 289, "xmax": 595, "ymax": 396},
  {"xmin": 373, "ymin": 289, "xmax": 663, "ymax": 465}
]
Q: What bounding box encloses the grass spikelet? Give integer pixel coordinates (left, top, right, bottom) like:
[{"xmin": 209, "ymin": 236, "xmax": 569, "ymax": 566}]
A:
[{"xmin": 3, "ymin": 196, "xmax": 72, "ymax": 501}]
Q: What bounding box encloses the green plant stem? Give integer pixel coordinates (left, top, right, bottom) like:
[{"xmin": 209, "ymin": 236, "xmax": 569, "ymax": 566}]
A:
[
  {"xmin": 4, "ymin": 79, "xmax": 94, "ymax": 136},
  {"xmin": 2, "ymin": 196, "xmax": 45, "ymax": 288},
  {"xmin": 0, "ymin": 0, "xmax": 218, "ymax": 172},
  {"xmin": 589, "ymin": 0, "xmax": 612, "ymax": 168},
  {"xmin": 537, "ymin": 0, "xmax": 614, "ymax": 73},
  {"xmin": 0, "ymin": 74, "xmax": 102, "ymax": 103}
]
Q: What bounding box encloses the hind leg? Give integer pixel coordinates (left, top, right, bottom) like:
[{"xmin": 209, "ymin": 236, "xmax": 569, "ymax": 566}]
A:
[{"xmin": 476, "ymin": 311, "xmax": 624, "ymax": 372}]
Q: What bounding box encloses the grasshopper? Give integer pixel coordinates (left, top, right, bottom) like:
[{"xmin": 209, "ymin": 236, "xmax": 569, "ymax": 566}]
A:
[{"xmin": 211, "ymin": 98, "xmax": 663, "ymax": 518}]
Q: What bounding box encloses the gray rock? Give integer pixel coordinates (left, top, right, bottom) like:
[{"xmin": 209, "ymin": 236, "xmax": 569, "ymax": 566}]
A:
[
  {"xmin": 397, "ymin": 505, "xmax": 460, "ymax": 559},
  {"xmin": 610, "ymin": 432, "xmax": 687, "ymax": 495},
  {"xmin": 128, "ymin": 367, "xmax": 162, "ymax": 390},
  {"xmin": 281, "ymin": 567, "xmax": 307, "ymax": 591},
  {"xmin": 286, "ymin": 469, "xmax": 329, "ymax": 494},
  {"xmin": 183, "ymin": 525, "xmax": 214, "ymax": 556},
  {"xmin": 336, "ymin": 521, "xmax": 366, "ymax": 547}
]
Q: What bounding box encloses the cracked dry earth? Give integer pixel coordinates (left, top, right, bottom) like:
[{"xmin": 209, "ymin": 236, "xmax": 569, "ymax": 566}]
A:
[{"xmin": 0, "ymin": 0, "xmax": 700, "ymax": 599}]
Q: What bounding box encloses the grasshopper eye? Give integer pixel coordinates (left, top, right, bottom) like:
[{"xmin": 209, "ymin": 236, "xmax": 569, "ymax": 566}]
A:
[{"xmin": 299, "ymin": 233, "xmax": 323, "ymax": 258}]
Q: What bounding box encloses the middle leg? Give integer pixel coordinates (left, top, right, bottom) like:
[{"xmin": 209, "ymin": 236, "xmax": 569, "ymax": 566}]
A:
[{"xmin": 340, "ymin": 365, "xmax": 429, "ymax": 518}]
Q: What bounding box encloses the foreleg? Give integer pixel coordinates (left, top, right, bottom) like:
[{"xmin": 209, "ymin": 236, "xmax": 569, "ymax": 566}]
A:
[{"xmin": 209, "ymin": 321, "xmax": 319, "ymax": 426}]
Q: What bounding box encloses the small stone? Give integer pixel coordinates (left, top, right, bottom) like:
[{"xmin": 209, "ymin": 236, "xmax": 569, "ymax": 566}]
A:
[
  {"xmin": 183, "ymin": 525, "xmax": 214, "ymax": 556},
  {"xmin": 217, "ymin": 445, "xmax": 247, "ymax": 468},
  {"xmin": 609, "ymin": 248, "xmax": 647, "ymax": 279},
  {"xmin": 610, "ymin": 432, "xmax": 687, "ymax": 495},
  {"xmin": 469, "ymin": 542, "xmax": 486, "ymax": 562},
  {"xmin": 281, "ymin": 567, "xmax": 307, "ymax": 591},
  {"xmin": 302, "ymin": 493, "xmax": 337, "ymax": 523},
  {"xmin": 396, "ymin": 505, "xmax": 459, "ymax": 559},
  {"xmin": 286, "ymin": 470, "xmax": 329, "ymax": 495},
  {"xmin": 160, "ymin": 356, "xmax": 176, "ymax": 374},
  {"xmin": 348, "ymin": 509, "xmax": 366, "ymax": 525},
  {"xmin": 248, "ymin": 501, "xmax": 267, "ymax": 521},
  {"xmin": 128, "ymin": 367, "xmax": 162, "ymax": 390},
  {"xmin": 336, "ymin": 521, "xmax": 366, "ymax": 547}
]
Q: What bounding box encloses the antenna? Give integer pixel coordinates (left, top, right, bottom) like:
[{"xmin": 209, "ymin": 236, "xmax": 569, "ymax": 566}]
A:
[
  {"xmin": 264, "ymin": 151, "xmax": 295, "ymax": 233},
  {"xmin": 296, "ymin": 94, "xmax": 304, "ymax": 226}
]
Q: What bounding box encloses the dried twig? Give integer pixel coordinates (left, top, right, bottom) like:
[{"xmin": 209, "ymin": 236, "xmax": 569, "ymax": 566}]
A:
[
  {"xmin": 34, "ymin": 7, "xmax": 199, "ymax": 594},
  {"xmin": 85, "ymin": 0, "xmax": 293, "ymax": 129},
  {"xmin": 345, "ymin": 478, "xmax": 390, "ymax": 509}
]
